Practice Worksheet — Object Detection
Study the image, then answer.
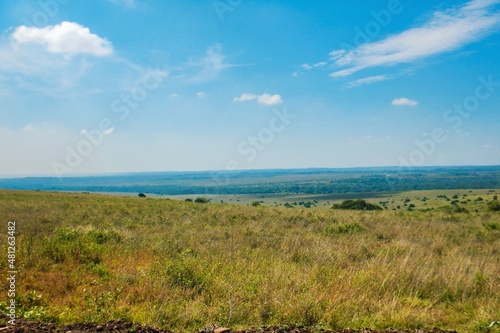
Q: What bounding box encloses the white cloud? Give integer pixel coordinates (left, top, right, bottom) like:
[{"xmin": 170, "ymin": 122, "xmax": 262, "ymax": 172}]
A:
[
  {"xmin": 23, "ymin": 124, "xmax": 35, "ymax": 132},
  {"xmin": 196, "ymin": 91, "xmax": 208, "ymax": 99},
  {"xmin": 391, "ymin": 97, "xmax": 418, "ymax": 107},
  {"xmin": 483, "ymin": 144, "xmax": 492, "ymax": 148},
  {"xmin": 81, "ymin": 127, "xmax": 114, "ymax": 136},
  {"xmin": 233, "ymin": 93, "xmax": 258, "ymax": 102},
  {"xmin": 329, "ymin": 0, "xmax": 500, "ymax": 77},
  {"xmin": 346, "ymin": 75, "xmax": 389, "ymax": 87},
  {"xmin": 103, "ymin": 128, "xmax": 115, "ymax": 136},
  {"xmin": 258, "ymin": 94, "xmax": 283, "ymax": 105},
  {"xmin": 12, "ymin": 21, "xmax": 113, "ymax": 56},
  {"xmin": 185, "ymin": 44, "xmax": 234, "ymax": 82},
  {"xmin": 233, "ymin": 93, "xmax": 283, "ymax": 105}
]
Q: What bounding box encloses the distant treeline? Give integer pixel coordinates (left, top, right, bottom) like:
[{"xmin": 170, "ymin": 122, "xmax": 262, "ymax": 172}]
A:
[{"xmin": 1, "ymin": 166, "xmax": 499, "ymax": 195}]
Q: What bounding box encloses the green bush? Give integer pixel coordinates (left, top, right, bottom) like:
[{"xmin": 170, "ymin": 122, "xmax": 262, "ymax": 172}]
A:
[
  {"xmin": 163, "ymin": 259, "xmax": 207, "ymax": 292},
  {"xmin": 325, "ymin": 222, "xmax": 365, "ymax": 235},
  {"xmin": 42, "ymin": 228, "xmax": 120, "ymax": 264},
  {"xmin": 331, "ymin": 199, "xmax": 382, "ymax": 211},
  {"xmin": 487, "ymin": 200, "xmax": 500, "ymax": 211}
]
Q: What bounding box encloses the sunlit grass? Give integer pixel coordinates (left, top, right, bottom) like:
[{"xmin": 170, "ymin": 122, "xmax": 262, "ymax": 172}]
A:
[{"xmin": 0, "ymin": 190, "xmax": 498, "ymax": 332}]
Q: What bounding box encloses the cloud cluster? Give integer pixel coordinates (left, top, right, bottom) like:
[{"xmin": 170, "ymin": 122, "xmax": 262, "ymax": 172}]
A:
[
  {"xmin": 12, "ymin": 21, "xmax": 113, "ymax": 56},
  {"xmin": 391, "ymin": 97, "xmax": 418, "ymax": 107},
  {"xmin": 233, "ymin": 93, "xmax": 283, "ymax": 105},
  {"xmin": 329, "ymin": 0, "xmax": 500, "ymax": 77}
]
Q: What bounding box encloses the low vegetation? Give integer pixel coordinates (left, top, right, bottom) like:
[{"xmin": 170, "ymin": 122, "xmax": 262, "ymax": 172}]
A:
[
  {"xmin": 331, "ymin": 199, "xmax": 382, "ymax": 211},
  {"xmin": 0, "ymin": 190, "xmax": 499, "ymax": 332}
]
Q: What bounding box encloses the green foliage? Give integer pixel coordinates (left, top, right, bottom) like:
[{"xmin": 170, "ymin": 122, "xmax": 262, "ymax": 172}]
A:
[
  {"xmin": 42, "ymin": 228, "xmax": 120, "ymax": 264},
  {"xmin": 162, "ymin": 258, "xmax": 208, "ymax": 293},
  {"xmin": 1, "ymin": 189, "xmax": 499, "ymax": 332},
  {"xmin": 488, "ymin": 200, "xmax": 500, "ymax": 211},
  {"xmin": 0, "ymin": 291, "xmax": 55, "ymax": 323},
  {"xmin": 2, "ymin": 166, "xmax": 500, "ymax": 195},
  {"xmin": 325, "ymin": 222, "xmax": 365, "ymax": 235},
  {"xmin": 483, "ymin": 221, "xmax": 499, "ymax": 231},
  {"xmin": 251, "ymin": 201, "xmax": 261, "ymax": 206},
  {"xmin": 194, "ymin": 197, "xmax": 209, "ymax": 203},
  {"xmin": 438, "ymin": 205, "xmax": 469, "ymax": 214},
  {"xmin": 331, "ymin": 199, "xmax": 382, "ymax": 211}
]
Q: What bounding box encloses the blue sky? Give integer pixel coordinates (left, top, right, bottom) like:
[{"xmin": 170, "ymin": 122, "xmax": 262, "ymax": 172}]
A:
[{"xmin": 0, "ymin": 0, "xmax": 499, "ymax": 176}]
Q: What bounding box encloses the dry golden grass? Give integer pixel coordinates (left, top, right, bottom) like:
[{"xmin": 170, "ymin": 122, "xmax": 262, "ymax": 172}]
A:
[{"xmin": 0, "ymin": 190, "xmax": 498, "ymax": 332}]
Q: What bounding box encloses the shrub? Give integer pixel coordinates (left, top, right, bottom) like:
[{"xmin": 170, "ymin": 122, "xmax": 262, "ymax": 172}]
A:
[
  {"xmin": 138, "ymin": 193, "xmax": 146, "ymax": 198},
  {"xmin": 194, "ymin": 197, "xmax": 209, "ymax": 203},
  {"xmin": 483, "ymin": 221, "xmax": 499, "ymax": 231},
  {"xmin": 42, "ymin": 228, "xmax": 119, "ymax": 264},
  {"xmin": 325, "ymin": 222, "xmax": 365, "ymax": 235},
  {"xmin": 331, "ymin": 199, "xmax": 382, "ymax": 211},
  {"xmin": 163, "ymin": 259, "xmax": 207, "ymax": 292},
  {"xmin": 488, "ymin": 200, "xmax": 500, "ymax": 211}
]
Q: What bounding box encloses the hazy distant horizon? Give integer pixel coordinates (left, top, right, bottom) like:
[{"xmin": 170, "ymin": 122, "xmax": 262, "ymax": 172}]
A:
[{"xmin": 1, "ymin": 163, "xmax": 500, "ymax": 180}]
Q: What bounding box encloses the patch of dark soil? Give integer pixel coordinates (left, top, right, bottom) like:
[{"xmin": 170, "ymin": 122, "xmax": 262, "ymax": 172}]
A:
[
  {"xmin": 236, "ymin": 325, "xmax": 457, "ymax": 333},
  {"xmin": 0, "ymin": 316, "xmax": 458, "ymax": 333},
  {"xmin": 0, "ymin": 316, "xmax": 171, "ymax": 333}
]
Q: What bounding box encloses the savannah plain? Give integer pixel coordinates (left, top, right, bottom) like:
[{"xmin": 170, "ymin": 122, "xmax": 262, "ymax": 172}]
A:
[{"xmin": 0, "ymin": 187, "xmax": 498, "ymax": 332}]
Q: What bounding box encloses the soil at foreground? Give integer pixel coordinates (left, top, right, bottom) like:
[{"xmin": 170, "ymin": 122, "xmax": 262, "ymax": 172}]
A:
[{"xmin": 0, "ymin": 318, "xmax": 458, "ymax": 333}]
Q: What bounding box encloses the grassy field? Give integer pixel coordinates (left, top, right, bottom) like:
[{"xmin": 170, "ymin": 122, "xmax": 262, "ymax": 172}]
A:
[
  {"xmin": 0, "ymin": 189, "xmax": 499, "ymax": 332},
  {"xmin": 169, "ymin": 188, "xmax": 499, "ymax": 211}
]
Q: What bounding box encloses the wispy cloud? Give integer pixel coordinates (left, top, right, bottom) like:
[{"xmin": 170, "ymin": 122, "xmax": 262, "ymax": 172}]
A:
[
  {"xmin": 196, "ymin": 91, "xmax": 208, "ymax": 99},
  {"xmin": 185, "ymin": 44, "xmax": 235, "ymax": 82},
  {"xmin": 391, "ymin": 97, "xmax": 418, "ymax": 107},
  {"xmin": 301, "ymin": 62, "xmax": 327, "ymax": 70},
  {"xmin": 346, "ymin": 75, "xmax": 389, "ymax": 88},
  {"xmin": 233, "ymin": 93, "xmax": 283, "ymax": 105},
  {"xmin": 329, "ymin": 0, "xmax": 500, "ymax": 77}
]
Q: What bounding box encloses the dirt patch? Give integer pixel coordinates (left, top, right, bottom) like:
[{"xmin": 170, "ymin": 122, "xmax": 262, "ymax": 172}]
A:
[
  {"xmin": 0, "ymin": 317, "xmax": 171, "ymax": 333},
  {"xmin": 0, "ymin": 317, "xmax": 458, "ymax": 333}
]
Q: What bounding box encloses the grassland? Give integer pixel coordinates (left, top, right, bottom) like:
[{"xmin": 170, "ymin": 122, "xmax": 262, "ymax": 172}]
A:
[
  {"xmin": 0, "ymin": 189, "xmax": 499, "ymax": 332},
  {"xmin": 169, "ymin": 188, "xmax": 499, "ymax": 211}
]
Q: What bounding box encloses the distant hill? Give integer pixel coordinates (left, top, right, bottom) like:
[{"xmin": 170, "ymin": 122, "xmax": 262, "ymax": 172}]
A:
[{"xmin": 0, "ymin": 166, "xmax": 499, "ymax": 195}]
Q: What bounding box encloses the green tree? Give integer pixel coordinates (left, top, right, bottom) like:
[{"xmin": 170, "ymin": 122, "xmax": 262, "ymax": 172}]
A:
[{"xmin": 331, "ymin": 199, "xmax": 382, "ymax": 211}]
